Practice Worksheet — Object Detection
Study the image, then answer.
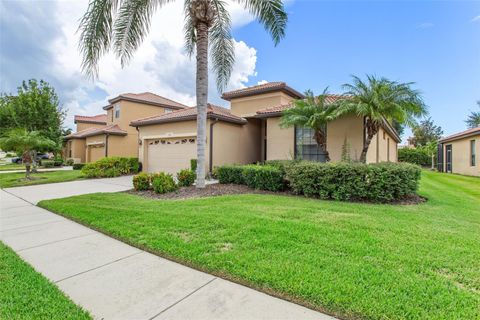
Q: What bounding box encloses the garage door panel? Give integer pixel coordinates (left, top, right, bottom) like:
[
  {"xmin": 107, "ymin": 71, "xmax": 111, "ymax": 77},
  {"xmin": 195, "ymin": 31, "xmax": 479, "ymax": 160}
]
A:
[
  {"xmin": 89, "ymin": 145, "xmax": 105, "ymax": 162},
  {"xmin": 147, "ymin": 138, "xmax": 196, "ymax": 174}
]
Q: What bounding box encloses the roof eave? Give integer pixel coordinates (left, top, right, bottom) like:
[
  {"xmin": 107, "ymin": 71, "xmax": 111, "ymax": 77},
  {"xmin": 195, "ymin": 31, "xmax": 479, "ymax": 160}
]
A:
[
  {"xmin": 439, "ymin": 131, "xmax": 480, "ymax": 143},
  {"xmin": 106, "ymin": 96, "xmax": 187, "ymax": 110},
  {"xmin": 222, "ymin": 86, "xmax": 305, "ymax": 101},
  {"xmin": 131, "ymin": 114, "xmax": 247, "ymax": 127},
  {"xmin": 74, "ymin": 120, "xmax": 107, "ymax": 125}
]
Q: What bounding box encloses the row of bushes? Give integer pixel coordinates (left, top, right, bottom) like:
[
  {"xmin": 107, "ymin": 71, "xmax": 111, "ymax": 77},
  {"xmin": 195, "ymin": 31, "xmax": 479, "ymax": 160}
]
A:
[
  {"xmin": 215, "ymin": 161, "xmax": 421, "ymax": 202},
  {"xmin": 81, "ymin": 157, "xmax": 140, "ymax": 178},
  {"xmin": 133, "ymin": 169, "xmax": 196, "ymax": 194},
  {"xmin": 40, "ymin": 160, "xmax": 63, "ymax": 168},
  {"xmin": 398, "ymin": 148, "xmax": 431, "ymax": 167}
]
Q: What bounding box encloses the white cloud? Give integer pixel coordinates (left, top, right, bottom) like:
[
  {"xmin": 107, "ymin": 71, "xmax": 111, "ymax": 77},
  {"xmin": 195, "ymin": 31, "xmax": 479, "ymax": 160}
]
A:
[
  {"xmin": 257, "ymin": 80, "xmax": 269, "ymax": 85},
  {"xmin": 471, "ymin": 15, "xmax": 480, "ymax": 22},
  {"xmin": 2, "ymin": 0, "xmax": 265, "ymax": 129}
]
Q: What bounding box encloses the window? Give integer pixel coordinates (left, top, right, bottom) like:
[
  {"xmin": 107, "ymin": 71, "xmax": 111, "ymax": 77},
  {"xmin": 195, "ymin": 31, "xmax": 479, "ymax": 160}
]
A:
[
  {"xmin": 114, "ymin": 104, "xmax": 120, "ymax": 119},
  {"xmin": 471, "ymin": 140, "xmax": 476, "ymax": 166},
  {"xmin": 164, "ymin": 108, "xmax": 173, "ymax": 113},
  {"xmin": 295, "ymin": 126, "xmax": 327, "ymax": 162}
]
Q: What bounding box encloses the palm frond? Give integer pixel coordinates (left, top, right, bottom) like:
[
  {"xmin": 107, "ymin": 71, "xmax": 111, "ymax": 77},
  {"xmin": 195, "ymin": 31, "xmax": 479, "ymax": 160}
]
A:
[
  {"xmin": 183, "ymin": 0, "xmax": 196, "ymax": 57},
  {"xmin": 236, "ymin": 0, "xmax": 287, "ymax": 45},
  {"xmin": 78, "ymin": 0, "xmax": 119, "ymax": 78}
]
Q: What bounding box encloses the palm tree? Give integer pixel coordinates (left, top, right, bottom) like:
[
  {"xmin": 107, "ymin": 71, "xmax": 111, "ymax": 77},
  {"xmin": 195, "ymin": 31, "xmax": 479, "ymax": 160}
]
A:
[
  {"xmin": 339, "ymin": 75, "xmax": 427, "ymax": 163},
  {"xmin": 0, "ymin": 129, "xmax": 56, "ymax": 179},
  {"xmin": 78, "ymin": 0, "xmax": 288, "ymax": 188},
  {"xmin": 465, "ymin": 101, "xmax": 480, "ymax": 129},
  {"xmin": 280, "ymin": 89, "xmax": 338, "ymax": 162}
]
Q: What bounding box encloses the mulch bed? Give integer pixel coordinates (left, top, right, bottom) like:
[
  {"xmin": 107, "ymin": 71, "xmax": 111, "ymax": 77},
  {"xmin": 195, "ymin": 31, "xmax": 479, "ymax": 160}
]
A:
[{"xmin": 127, "ymin": 183, "xmax": 426, "ymax": 205}]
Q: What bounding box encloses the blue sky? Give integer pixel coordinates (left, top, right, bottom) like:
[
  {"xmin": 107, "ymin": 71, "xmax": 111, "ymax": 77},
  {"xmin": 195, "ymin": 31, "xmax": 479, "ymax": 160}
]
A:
[{"xmin": 1, "ymin": 0, "xmax": 479, "ymax": 138}]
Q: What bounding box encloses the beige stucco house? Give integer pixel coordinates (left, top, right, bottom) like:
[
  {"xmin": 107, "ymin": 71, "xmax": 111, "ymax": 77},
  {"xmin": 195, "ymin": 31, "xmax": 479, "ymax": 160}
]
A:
[
  {"xmin": 64, "ymin": 93, "xmax": 188, "ymax": 163},
  {"xmin": 438, "ymin": 127, "xmax": 479, "ymax": 176},
  {"xmin": 129, "ymin": 82, "xmax": 400, "ymax": 174}
]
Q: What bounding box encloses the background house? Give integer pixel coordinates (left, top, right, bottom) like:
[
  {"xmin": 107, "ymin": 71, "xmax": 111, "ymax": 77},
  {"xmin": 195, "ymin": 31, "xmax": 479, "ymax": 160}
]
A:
[{"xmin": 437, "ymin": 127, "xmax": 479, "ymax": 176}]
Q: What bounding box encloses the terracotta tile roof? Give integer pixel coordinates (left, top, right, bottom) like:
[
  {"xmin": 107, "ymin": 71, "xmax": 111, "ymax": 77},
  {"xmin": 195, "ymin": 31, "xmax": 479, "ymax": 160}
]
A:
[
  {"xmin": 439, "ymin": 127, "xmax": 480, "ymax": 143},
  {"xmin": 105, "ymin": 92, "xmax": 188, "ymax": 110},
  {"xmin": 130, "ymin": 104, "xmax": 247, "ymax": 127},
  {"xmin": 74, "ymin": 114, "xmax": 107, "ymax": 124},
  {"xmin": 65, "ymin": 124, "xmax": 127, "ymax": 139},
  {"xmin": 256, "ymin": 94, "xmax": 349, "ymax": 115},
  {"xmin": 222, "ymin": 82, "xmax": 305, "ymax": 101}
]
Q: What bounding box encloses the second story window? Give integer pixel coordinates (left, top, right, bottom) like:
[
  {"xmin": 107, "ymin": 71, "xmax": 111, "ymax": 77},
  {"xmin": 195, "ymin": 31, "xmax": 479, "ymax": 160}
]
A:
[
  {"xmin": 164, "ymin": 108, "xmax": 173, "ymax": 113},
  {"xmin": 114, "ymin": 104, "xmax": 120, "ymax": 119}
]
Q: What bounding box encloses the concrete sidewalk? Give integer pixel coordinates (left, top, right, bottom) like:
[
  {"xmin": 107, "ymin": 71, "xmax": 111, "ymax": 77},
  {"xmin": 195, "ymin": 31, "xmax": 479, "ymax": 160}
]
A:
[{"xmin": 0, "ymin": 178, "xmax": 334, "ymax": 320}]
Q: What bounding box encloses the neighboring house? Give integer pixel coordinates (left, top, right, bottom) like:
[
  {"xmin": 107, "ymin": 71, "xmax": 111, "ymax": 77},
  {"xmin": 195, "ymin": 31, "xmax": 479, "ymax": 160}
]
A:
[
  {"xmin": 64, "ymin": 93, "xmax": 188, "ymax": 163},
  {"xmin": 130, "ymin": 82, "xmax": 400, "ymax": 174},
  {"xmin": 437, "ymin": 127, "xmax": 479, "ymax": 177}
]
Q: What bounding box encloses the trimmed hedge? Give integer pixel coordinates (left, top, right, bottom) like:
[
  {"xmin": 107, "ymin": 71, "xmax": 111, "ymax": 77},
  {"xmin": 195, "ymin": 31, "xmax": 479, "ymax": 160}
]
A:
[
  {"xmin": 81, "ymin": 157, "xmax": 140, "ymax": 178},
  {"xmin": 216, "ymin": 164, "xmax": 284, "ymax": 192},
  {"xmin": 65, "ymin": 159, "xmax": 75, "ymax": 166},
  {"xmin": 285, "ymin": 162, "xmax": 421, "ymax": 202},
  {"xmin": 133, "ymin": 172, "xmax": 150, "ymax": 191},
  {"xmin": 152, "ymin": 172, "xmax": 178, "ymax": 194},
  {"xmin": 41, "ymin": 160, "xmax": 55, "ymax": 168},
  {"xmin": 177, "ymin": 169, "xmax": 196, "ymax": 187},
  {"xmin": 216, "ymin": 165, "xmax": 245, "ymax": 185},
  {"xmin": 398, "ymin": 148, "xmax": 430, "ymax": 167},
  {"xmin": 190, "ymin": 159, "xmax": 197, "ymax": 172},
  {"xmin": 73, "ymin": 163, "xmax": 85, "ymax": 170}
]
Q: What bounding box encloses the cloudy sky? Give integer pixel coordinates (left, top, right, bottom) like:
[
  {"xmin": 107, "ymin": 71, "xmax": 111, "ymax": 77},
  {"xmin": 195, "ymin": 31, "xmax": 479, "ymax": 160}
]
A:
[{"xmin": 1, "ymin": 0, "xmax": 479, "ymax": 137}]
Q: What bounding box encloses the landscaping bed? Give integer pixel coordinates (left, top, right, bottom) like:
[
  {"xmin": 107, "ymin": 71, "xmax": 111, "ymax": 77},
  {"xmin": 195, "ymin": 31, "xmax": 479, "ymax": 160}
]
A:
[
  {"xmin": 0, "ymin": 242, "xmax": 90, "ymax": 319},
  {"xmin": 39, "ymin": 171, "xmax": 480, "ymax": 320}
]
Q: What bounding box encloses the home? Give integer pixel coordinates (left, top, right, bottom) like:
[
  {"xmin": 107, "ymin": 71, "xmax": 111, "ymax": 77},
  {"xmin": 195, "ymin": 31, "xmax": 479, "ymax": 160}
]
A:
[
  {"xmin": 437, "ymin": 127, "xmax": 479, "ymax": 176},
  {"xmin": 64, "ymin": 92, "xmax": 188, "ymax": 163},
  {"xmin": 128, "ymin": 82, "xmax": 400, "ymax": 174}
]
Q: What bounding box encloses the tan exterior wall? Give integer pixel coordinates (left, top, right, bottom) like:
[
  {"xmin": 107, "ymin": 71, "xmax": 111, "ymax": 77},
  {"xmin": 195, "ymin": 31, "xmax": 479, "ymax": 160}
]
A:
[
  {"xmin": 76, "ymin": 122, "xmax": 105, "ymax": 132},
  {"xmin": 86, "ymin": 134, "xmax": 106, "ymax": 162},
  {"xmin": 211, "ymin": 119, "xmax": 261, "ymax": 168},
  {"xmin": 68, "ymin": 139, "xmax": 86, "ymax": 163},
  {"xmin": 443, "ymin": 136, "xmax": 479, "ymax": 176},
  {"xmin": 366, "ymin": 127, "xmax": 398, "ymax": 163},
  {"xmin": 107, "ymin": 134, "xmax": 139, "ymax": 158},
  {"xmin": 326, "ymin": 115, "xmax": 364, "ymax": 162},
  {"xmin": 230, "ymin": 92, "xmax": 295, "ymax": 117},
  {"xmin": 266, "ymin": 117, "xmax": 295, "ymax": 160}
]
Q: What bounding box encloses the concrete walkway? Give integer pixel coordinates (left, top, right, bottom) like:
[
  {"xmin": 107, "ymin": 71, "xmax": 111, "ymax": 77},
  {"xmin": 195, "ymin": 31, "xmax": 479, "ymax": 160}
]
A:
[
  {"xmin": 0, "ymin": 166, "xmax": 73, "ymax": 174},
  {"xmin": 0, "ymin": 178, "xmax": 333, "ymax": 320}
]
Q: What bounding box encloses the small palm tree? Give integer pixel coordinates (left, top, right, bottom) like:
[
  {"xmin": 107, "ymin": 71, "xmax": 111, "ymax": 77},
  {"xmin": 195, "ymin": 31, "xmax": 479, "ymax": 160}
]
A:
[
  {"xmin": 78, "ymin": 0, "xmax": 288, "ymax": 188},
  {"xmin": 0, "ymin": 129, "xmax": 56, "ymax": 179},
  {"xmin": 465, "ymin": 101, "xmax": 480, "ymax": 129},
  {"xmin": 280, "ymin": 89, "xmax": 338, "ymax": 162},
  {"xmin": 339, "ymin": 75, "xmax": 427, "ymax": 163}
]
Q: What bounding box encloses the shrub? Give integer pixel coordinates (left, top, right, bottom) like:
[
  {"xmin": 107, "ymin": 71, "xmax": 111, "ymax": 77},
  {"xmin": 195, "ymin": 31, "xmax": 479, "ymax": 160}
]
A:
[
  {"xmin": 133, "ymin": 172, "xmax": 150, "ymax": 191},
  {"xmin": 41, "ymin": 160, "xmax": 55, "ymax": 168},
  {"xmin": 177, "ymin": 169, "xmax": 196, "ymax": 187},
  {"xmin": 65, "ymin": 159, "xmax": 75, "ymax": 166},
  {"xmin": 53, "ymin": 160, "xmax": 63, "ymax": 167},
  {"xmin": 190, "ymin": 159, "xmax": 197, "ymax": 172},
  {"xmin": 215, "ymin": 165, "xmax": 245, "ymax": 184},
  {"xmin": 285, "ymin": 162, "xmax": 421, "ymax": 202},
  {"xmin": 81, "ymin": 157, "xmax": 139, "ymax": 178},
  {"xmin": 264, "ymin": 160, "xmax": 296, "ymax": 176},
  {"xmin": 73, "ymin": 163, "xmax": 85, "ymax": 170},
  {"xmin": 152, "ymin": 172, "xmax": 178, "ymax": 194},
  {"xmin": 242, "ymin": 165, "xmax": 284, "ymax": 191},
  {"xmin": 398, "ymin": 148, "xmax": 430, "ymax": 167}
]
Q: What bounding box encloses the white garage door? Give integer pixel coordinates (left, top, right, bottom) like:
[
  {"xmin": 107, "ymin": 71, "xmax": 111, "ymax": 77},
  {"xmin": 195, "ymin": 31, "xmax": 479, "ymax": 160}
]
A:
[{"xmin": 147, "ymin": 137, "xmax": 196, "ymax": 174}]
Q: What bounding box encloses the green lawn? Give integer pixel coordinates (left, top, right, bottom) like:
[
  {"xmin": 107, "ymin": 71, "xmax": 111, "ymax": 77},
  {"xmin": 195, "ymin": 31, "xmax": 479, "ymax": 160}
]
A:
[
  {"xmin": 39, "ymin": 171, "xmax": 480, "ymax": 319},
  {"xmin": 0, "ymin": 170, "xmax": 84, "ymax": 188},
  {"xmin": 0, "ymin": 163, "xmax": 26, "ymax": 171},
  {"xmin": 0, "ymin": 242, "xmax": 91, "ymax": 319}
]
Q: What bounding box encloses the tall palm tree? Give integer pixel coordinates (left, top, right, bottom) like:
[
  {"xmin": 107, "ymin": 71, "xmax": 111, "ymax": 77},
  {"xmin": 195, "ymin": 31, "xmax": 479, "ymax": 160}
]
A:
[
  {"xmin": 465, "ymin": 101, "xmax": 480, "ymax": 129},
  {"xmin": 280, "ymin": 89, "xmax": 338, "ymax": 162},
  {"xmin": 78, "ymin": 0, "xmax": 288, "ymax": 188},
  {"xmin": 339, "ymin": 75, "xmax": 427, "ymax": 163}
]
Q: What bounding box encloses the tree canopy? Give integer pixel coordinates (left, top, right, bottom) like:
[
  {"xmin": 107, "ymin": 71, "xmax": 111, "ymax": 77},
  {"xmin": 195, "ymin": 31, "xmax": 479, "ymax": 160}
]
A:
[
  {"xmin": 465, "ymin": 101, "xmax": 480, "ymax": 129},
  {"xmin": 411, "ymin": 117, "xmax": 443, "ymax": 147}
]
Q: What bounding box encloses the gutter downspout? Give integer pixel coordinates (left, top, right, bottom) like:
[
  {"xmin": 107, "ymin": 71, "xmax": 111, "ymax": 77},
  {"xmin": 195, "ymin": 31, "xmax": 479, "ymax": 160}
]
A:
[
  {"xmin": 105, "ymin": 134, "xmax": 109, "ymax": 157},
  {"xmin": 209, "ymin": 118, "xmax": 219, "ymax": 174}
]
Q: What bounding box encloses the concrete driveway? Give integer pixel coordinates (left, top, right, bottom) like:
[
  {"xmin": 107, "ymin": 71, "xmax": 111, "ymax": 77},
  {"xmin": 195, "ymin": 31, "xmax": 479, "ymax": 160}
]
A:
[{"xmin": 0, "ymin": 178, "xmax": 334, "ymax": 320}]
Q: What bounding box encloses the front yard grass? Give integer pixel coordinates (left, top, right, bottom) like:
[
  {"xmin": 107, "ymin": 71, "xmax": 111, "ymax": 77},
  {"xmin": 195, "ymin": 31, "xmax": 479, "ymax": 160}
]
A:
[
  {"xmin": 0, "ymin": 242, "xmax": 91, "ymax": 319},
  {"xmin": 0, "ymin": 170, "xmax": 84, "ymax": 188},
  {"xmin": 39, "ymin": 171, "xmax": 480, "ymax": 319},
  {"xmin": 0, "ymin": 163, "xmax": 26, "ymax": 171}
]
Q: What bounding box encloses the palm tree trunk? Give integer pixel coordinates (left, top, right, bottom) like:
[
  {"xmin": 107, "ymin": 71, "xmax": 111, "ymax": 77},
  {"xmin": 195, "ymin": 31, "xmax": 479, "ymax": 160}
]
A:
[
  {"xmin": 195, "ymin": 21, "xmax": 209, "ymax": 189},
  {"xmin": 360, "ymin": 119, "xmax": 378, "ymax": 163},
  {"xmin": 25, "ymin": 164, "xmax": 31, "ymax": 179},
  {"xmin": 314, "ymin": 130, "xmax": 330, "ymax": 162}
]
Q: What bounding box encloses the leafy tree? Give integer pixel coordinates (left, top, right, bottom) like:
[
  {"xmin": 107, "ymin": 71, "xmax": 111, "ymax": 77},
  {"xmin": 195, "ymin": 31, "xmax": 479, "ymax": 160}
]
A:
[
  {"xmin": 339, "ymin": 75, "xmax": 427, "ymax": 163},
  {"xmin": 465, "ymin": 101, "xmax": 480, "ymax": 129},
  {"xmin": 411, "ymin": 117, "xmax": 443, "ymax": 147},
  {"xmin": 0, "ymin": 79, "xmax": 65, "ymax": 149},
  {"xmin": 0, "ymin": 129, "xmax": 56, "ymax": 178},
  {"xmin": 78, "ymin": 0, "xmax": 288, "ymax": 188},
  {"xmin": 281, "ymin": 90, "xmax": 338, "ymax": 162}
]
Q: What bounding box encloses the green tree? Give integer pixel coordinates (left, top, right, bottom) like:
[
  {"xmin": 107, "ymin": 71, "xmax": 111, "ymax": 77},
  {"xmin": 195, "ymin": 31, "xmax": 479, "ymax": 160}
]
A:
[
  {"xmin": 78, "ymin": 0, "xmax": 287, "ymax": 188},
  {"xmin": 411, "ymin": 117, "xmax": 443, "ymax": 147},
  {"xmin": 0, "ymin": 80, "xmax": 65, "ymax": 149},
  {"xmin": 0, "ymin": 129, "xmax": 56, "ymax": 178},
  {"xmin": 339, "ymin": 75, "xmax": 427, "ymax": 163},
  {"xmin": 281, "ymin": 90, "xmax": 338, "ymax": 161},
  {"xmin": 465, "ymin": 101, "xmax": 480, "ymax": 129}
]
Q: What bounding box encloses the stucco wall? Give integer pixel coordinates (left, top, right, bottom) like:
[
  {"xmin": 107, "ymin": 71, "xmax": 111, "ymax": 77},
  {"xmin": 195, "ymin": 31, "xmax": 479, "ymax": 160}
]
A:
[
  {"xmin": 266, "ymin": 117, "xmax": 295, "ymax": 160},
  {"xmin": 76, "ymin": 122, "xmax": 105, "ymax": 132},
  {"xmin": 443, "ymin": 136, "xmax": 479, "ymax": 176},
  {"xmin": 326, "ymin": 114, "xmax": 364, "ymax": 162},
  {"xmin": 229, "ymin": 92, "xmax": 294, "ymax": 117},
  {"xmin": 86, "ymin": 134, "xmax": 106, "ymax": 162},
  {"xmin": 366, "ymin": 127, "xmax": 398, "ymax": 163},
  {"xmin": 69, "ymin": 139, "xmax": 86, "ymax": 163}
]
